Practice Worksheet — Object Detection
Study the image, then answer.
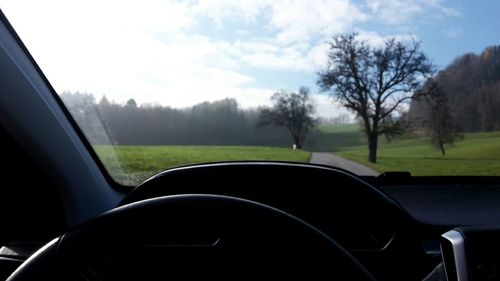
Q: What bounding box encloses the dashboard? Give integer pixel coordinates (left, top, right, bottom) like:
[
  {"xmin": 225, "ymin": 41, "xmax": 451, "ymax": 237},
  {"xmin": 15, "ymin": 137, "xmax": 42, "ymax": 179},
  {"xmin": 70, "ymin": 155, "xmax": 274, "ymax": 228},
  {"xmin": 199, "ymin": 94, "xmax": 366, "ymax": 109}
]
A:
[
  {"xmin": 122, "ymin": 162, "xmax": 406, "ymax": 252},
  {"xmin": 119, "ymin": 162, "xmax": 440, "ymax": 281},
  {"xmin": 5, "ymin": 161, "xmax": 500, "ymax": 281}
]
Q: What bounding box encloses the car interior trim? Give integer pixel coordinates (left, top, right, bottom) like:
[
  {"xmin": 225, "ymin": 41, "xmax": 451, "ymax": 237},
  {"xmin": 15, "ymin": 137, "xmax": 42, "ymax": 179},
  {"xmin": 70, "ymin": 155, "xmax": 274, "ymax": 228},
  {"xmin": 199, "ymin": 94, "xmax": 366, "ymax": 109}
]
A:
[{"xmin": 441, "ymin": 230, "xmax": 468, "ymax": 281}]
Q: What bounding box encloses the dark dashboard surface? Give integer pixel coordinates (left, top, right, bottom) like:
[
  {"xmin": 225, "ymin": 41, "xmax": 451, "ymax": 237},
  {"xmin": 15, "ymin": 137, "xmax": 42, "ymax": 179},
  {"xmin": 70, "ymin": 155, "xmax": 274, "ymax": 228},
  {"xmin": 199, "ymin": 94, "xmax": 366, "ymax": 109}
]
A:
[
  {"xmin": 121, "ymin": 162, "xmax": 441, "ymax": 281},
  {"xmin": 381, "ymin": 184, "xmax": 500, "ymax": 226},
  {"xmin": 119, "ymin": 163, "xmax": 500, "ymax": 281},
  {"xmin": 122, "ymin": 162, "xmax": 409, "ymax": 251}
]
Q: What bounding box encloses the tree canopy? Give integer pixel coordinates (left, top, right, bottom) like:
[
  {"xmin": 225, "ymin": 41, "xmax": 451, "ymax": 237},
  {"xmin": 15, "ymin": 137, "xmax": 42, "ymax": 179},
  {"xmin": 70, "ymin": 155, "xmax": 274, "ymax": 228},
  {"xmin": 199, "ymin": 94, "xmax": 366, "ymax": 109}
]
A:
[
  {"xmin": 318, "ymin": 33, "xmax": 434, "ymax": 163},
  {"xmin": 257, "ymin": 87, "xmax": 316, "ymax": 149}
]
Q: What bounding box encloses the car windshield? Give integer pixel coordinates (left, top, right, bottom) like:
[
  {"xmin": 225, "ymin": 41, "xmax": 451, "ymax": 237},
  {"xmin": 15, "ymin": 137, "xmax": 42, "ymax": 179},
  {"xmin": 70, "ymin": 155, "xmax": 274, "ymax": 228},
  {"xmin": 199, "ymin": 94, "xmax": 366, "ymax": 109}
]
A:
[{"xmin": 1, "ymin": 1, "xmax": 499, "ymax": 186}]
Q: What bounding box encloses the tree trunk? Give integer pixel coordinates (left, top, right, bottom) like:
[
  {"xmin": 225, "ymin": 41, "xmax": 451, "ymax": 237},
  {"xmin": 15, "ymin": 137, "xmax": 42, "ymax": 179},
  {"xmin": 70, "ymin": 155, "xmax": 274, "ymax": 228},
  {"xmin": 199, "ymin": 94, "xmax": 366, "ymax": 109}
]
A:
[
  {"xmin": 368, "ymin": 134, "xmax": 378, "ymax": 163},
  {"xmin": 439, "ymin": 141, "xmax": 446, "ymax": 156},
  {"xmin": 293, "ymin": 134, "xmax": 303, "ymax": 149}
]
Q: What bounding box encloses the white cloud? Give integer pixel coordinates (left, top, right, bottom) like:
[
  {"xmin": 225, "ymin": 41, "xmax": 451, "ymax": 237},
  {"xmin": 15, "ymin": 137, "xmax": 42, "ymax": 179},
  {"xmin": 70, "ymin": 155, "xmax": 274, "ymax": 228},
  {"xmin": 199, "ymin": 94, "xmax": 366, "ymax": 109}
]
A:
[
  {"xmin": 225, "ymin": 40, "xmax": 329, "ymax": 72},
  {"xmin": 238, "ymin": 42, "xmax": 314, "ymax": 71},
  {"xmin": 446, "ymin": 27, "xmax": 462, "ymax": 38},
  {"xmin": 189, "ymin": 0, "xmax": 367, "ymax": 44},
  {"xmin": 191, "ymin": 0, "xmax": 268, "ymax": 24},
  {"xmin": 0, "ymin": 0, "xmax": 457, "ymax": 119},
  {"xmin": 366, "ymin": 0, "xmax": 421, "ymax": 24},
  {"xmin": 0, "ymin": 0, "xmax": 364, "ymax": 119},
  {"xmin": 307, "ymin": 43, "xmax": 330, "ymax": 70},
  {"xmin": 365, "ymin": 0, "xmax": 460, "ymax": 25},
  {"xmin": 313, "ymin": 94, "xmax": 354, "ymax": 118},
  {"xmin": 268, "ymin": 0, "xmax": 367, "ymax": 44},
  {"xmin": 355, "ymin": 30, "xmax": 416, "ymax": 47},
  {"xmin": 1, "ymin": 0, "xmax": 261, "ymax": 108}
]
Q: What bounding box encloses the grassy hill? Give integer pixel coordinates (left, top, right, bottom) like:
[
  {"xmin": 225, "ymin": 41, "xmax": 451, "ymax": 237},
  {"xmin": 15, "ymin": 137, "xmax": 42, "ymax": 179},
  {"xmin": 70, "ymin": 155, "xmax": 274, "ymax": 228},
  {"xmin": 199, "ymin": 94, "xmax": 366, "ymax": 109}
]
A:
[
  {"xmin": 336, "ymin": 131, "xmax": 500, "ymax": 176},
  {"xmin": 92, "ymin": 124, "xmax": 500, "ymax": 185},
  {"xmin": 305, "ymin": 123, "xmax": 365, "ymax": 151},
  {"xmin": 92, "ymin": 123, "xmax": 364, "ymax": 185},
  {"xmin": 310, "ymin": 124, "xmax": 500, "ymax": 176},
  {"xmin": 316, "ymin": 123, "xmax": 361, "ymax": 133}
]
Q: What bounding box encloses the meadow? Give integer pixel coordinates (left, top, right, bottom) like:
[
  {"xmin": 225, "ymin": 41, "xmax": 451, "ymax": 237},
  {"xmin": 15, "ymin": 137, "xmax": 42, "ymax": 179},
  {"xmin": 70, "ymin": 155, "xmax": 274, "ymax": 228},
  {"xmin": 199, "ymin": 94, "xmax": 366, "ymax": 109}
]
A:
[
  {"xmin": 336, "ymin": 131, "xmax": 500, "ymax": 176},
  {"xmin": 94, "ymin": 145, "xmax": 311, "ymax": 185},
  {"xmin": 93, "ymin": 124, "xmax": 500, "ymax": 185}
]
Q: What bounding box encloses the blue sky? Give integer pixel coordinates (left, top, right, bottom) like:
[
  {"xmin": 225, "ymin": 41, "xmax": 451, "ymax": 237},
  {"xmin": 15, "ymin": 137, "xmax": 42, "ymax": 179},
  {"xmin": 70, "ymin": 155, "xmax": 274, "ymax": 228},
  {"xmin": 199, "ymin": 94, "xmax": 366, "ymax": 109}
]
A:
[{"xmin": 1, "ymin": 0, "xmax": 499, "ymax": 117}]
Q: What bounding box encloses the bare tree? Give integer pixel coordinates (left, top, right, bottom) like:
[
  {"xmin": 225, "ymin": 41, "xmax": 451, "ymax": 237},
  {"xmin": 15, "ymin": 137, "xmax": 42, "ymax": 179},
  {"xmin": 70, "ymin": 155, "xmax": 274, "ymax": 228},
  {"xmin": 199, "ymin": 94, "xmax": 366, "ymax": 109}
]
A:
[
  {"xmin": 258, "ymin": 87, "xmax": 316, "ymax": 149},
  {"xmin": 318, "ymin": 33, "xmax": 434, "ymax": 163},
  {"xmin": 422, "ymin": 78, "xmax": 462, "ymax": 155}
]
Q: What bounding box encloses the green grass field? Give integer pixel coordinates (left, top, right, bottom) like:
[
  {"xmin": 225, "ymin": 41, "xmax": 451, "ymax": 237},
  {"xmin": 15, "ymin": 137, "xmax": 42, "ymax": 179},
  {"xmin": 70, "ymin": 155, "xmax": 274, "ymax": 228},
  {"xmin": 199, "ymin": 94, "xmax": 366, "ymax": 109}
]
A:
[
  {"xmin": 316, "ymin": 123, "xmax": 361, "ymax": 133},
  {"xmin": 336, "ymin": 131, "xmax": 500, "ymax": 176},
  {"xmin": 306, "ymin": 123, "xmax": 365, "ymax": 151},
  {"xmin": 93, "ymin": 124, "xmax": 500, "ymax": 184},
  {"xmin": 94, "ymin": 145, "xmax": 311, "ymax": 185}
]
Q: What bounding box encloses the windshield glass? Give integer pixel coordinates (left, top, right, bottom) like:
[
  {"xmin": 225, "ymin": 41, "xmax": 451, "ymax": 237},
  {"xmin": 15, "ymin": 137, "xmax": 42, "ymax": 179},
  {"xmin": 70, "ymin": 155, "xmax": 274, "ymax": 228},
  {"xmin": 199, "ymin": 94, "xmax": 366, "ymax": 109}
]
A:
[{"xmin": 2, "ymin": 1, "xmax": 499, "ymax": 185}]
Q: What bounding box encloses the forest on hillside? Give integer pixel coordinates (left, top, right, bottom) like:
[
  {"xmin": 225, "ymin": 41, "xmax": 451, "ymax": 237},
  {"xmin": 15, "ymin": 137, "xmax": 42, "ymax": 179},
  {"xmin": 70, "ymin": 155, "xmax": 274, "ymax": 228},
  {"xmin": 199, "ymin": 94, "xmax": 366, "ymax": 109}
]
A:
[
  {"xmin": 61, "ymin": 93, "xmax": 296, "ymax": 146},
  {"xmin": 409, "ymin": 45, "xmax": 500, "ymax": 132}
]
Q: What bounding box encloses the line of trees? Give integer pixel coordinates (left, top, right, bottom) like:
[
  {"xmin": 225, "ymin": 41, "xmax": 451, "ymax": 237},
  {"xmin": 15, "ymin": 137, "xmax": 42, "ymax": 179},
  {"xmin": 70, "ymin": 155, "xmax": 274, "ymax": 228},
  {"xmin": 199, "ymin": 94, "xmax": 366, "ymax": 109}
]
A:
[{"xmin": 60, "ymin": 92, "xmax": 298, "ymax": 147}]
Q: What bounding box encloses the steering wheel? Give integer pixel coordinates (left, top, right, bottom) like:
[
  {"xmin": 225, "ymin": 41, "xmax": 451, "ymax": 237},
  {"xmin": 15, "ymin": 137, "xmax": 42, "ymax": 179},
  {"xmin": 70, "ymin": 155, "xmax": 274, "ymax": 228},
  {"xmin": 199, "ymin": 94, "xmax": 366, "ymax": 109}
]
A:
[{"xmin": 7, "ymin": 194, "xmax": 377, "ymax": 281}]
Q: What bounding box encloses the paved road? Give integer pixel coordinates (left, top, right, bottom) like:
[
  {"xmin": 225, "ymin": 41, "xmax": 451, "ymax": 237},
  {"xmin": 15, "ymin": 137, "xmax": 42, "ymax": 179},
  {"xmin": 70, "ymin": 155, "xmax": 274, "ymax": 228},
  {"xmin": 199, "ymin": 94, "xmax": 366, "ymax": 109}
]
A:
[{"xmin": 309, "ymin": 152, "xmax": 379, "ymax": 176}]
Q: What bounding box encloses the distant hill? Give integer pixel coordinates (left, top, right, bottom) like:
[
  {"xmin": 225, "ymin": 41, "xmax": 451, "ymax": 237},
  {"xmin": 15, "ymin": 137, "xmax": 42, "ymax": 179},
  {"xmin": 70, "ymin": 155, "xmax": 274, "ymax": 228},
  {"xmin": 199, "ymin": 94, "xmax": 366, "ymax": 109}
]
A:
[{"xmin": 409, "ymin": 45, "xmax": 500, "ymax": 132}]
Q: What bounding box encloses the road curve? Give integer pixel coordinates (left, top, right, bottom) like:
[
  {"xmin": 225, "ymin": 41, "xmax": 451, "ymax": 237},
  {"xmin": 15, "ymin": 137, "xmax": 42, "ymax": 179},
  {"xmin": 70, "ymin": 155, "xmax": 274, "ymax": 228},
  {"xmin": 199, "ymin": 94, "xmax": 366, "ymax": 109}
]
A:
[{"xmin": 309, "ymin": 152, "xmax": 379, "ymax": 176}]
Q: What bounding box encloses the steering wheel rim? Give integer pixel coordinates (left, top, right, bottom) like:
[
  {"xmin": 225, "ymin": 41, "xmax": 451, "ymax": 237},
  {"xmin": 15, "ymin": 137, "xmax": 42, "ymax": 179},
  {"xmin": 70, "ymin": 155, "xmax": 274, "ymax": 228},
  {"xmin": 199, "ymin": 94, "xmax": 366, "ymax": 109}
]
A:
[{"xmin": 7, "ymin": 194, "xmax": 377, "ymax": 281}]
